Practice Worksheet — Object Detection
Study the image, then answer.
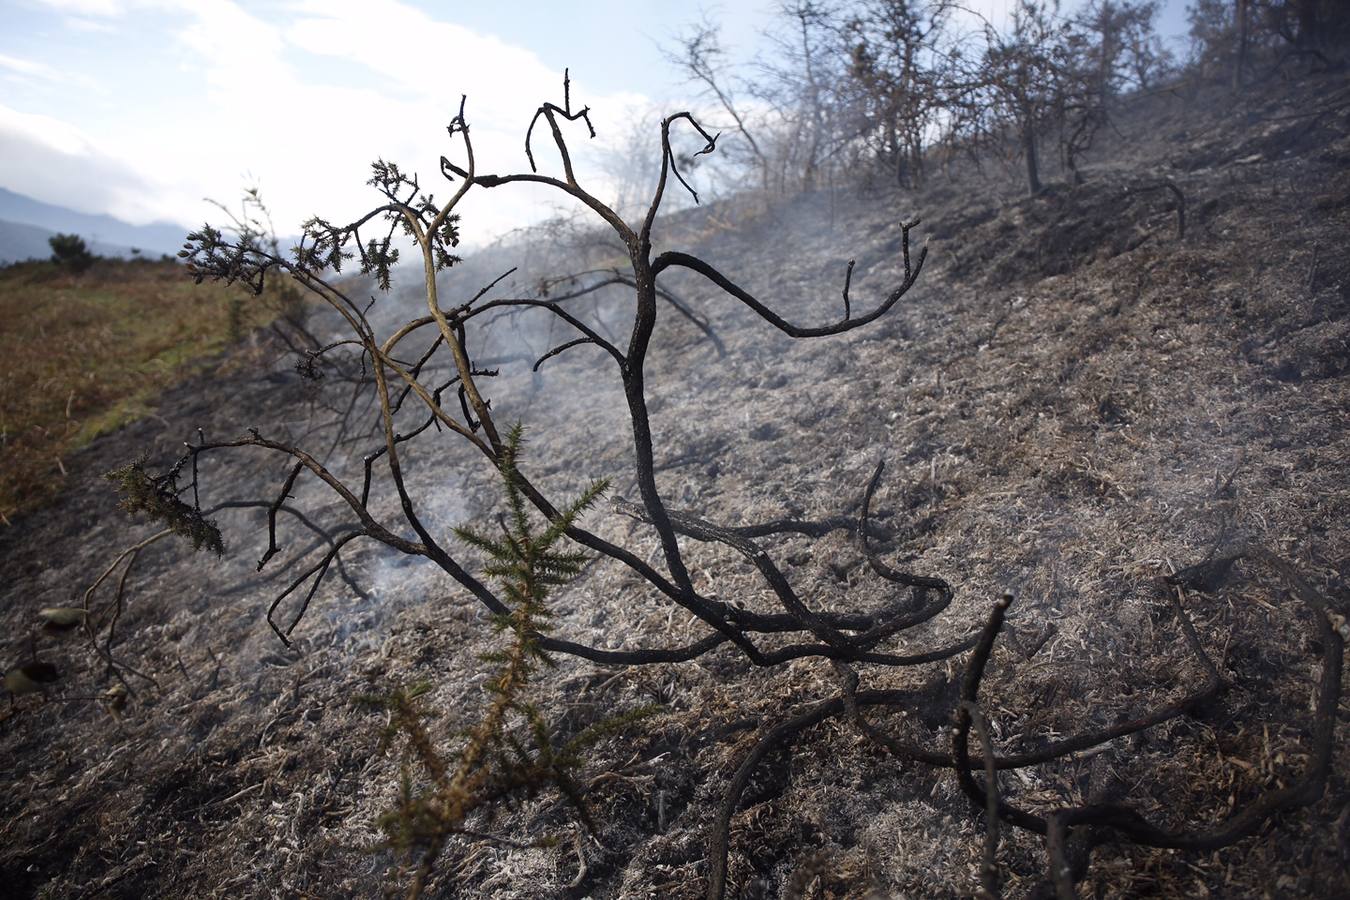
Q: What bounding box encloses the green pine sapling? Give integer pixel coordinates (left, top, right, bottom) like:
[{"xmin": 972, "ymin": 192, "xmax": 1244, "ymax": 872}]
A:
[{"xmin": 369, "ymin": 426, "xmax": 648, "ymax": 897}]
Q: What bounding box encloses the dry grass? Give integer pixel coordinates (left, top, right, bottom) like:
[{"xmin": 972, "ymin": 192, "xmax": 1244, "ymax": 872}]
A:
[
  {"xmin": 0, "ymin": 258, "xmax": 276, "ymax": 521},
  {"xmin": 0, "ymin": 66, "xmax": 1347, "ymax": 899}
]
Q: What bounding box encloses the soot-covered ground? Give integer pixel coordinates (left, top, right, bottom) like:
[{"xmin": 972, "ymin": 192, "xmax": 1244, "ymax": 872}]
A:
[{"xmin": 2, "ymin": 69, "xmax": 1348, "ymax": 899}]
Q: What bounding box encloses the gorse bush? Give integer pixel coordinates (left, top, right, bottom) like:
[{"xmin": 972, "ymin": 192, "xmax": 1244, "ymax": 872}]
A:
[
  {"xmin": 367, "ymin": 427, "xmax": 647, "ymax": 897},
  {"xmin": 105, "ymin": 457, "xmax": 224, "ymax": 556}
]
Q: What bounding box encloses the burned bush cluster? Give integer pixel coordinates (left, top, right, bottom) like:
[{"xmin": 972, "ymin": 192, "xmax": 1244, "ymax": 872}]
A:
[
  {"xmin": 668, "ymin": 0, "xmax": 1349, "ymax": 200},
  {"xmin": 63, "ymin": 58, "xmax": 1340, "ymax": 899}
]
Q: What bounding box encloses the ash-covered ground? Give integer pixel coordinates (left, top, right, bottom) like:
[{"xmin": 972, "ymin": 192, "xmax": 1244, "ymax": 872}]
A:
[{"xmin": 2, "ymin": 70, "xmax": 1348, "ymax": 899}]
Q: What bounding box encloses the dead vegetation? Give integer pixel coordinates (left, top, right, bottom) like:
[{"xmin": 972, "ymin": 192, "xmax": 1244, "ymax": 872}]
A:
[{"xmin": 1, "ymin": 31, "xmax": 1349, "ymax": 900}]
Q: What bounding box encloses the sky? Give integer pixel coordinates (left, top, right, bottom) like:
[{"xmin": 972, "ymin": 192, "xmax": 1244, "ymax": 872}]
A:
[{"xmin": 0, "ymin": 0, "xmax": 1193, "ymax": 247}]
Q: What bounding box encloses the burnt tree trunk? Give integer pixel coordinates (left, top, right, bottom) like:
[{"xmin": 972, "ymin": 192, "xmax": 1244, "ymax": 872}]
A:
[{"xmin": 1022, "ymin": 115, "xmax": 1042, "ymax": 196}]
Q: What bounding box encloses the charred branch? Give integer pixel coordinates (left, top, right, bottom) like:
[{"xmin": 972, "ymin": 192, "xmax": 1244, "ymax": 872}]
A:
[{"xmin": 87, "ymin": 67, "xmax": 1342, "ymax": 900}]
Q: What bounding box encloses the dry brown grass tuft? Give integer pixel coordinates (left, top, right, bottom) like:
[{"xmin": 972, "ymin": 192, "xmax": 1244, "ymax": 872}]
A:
[{"xmin": 0, "ymin": 258, "xmax": 279, "ymax": 521}]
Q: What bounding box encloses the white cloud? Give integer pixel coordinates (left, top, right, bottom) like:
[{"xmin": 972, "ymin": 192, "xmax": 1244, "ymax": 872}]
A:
[
  {"xmin": 0, "ymin": 51, "xmax": 105, "ymax": 94},
  {"xmin": 168, "ymin": 0, "xmax": 663, "ymax": 241},
  {"xmin": 0, "ymin": 53, "xmax": 61, "ymax": 80},
  {"xmin": 0, "ymin": 103, "xmax": 167, "ymax": 222},
  {"xmin": 61, "ymin": 15, "xmax": 118, "ymax": 32},
  {"xmin": 0, "ymin": 104, "xmax": 96, "ymax": 157},
  {"xmin": 175, "ymin": 0, "xmax": 290, "ymax": 91},
  {"xmin": 33, "ymin": 0, "xmax": 128, "ymax": 15},
  {"xmin": 284, "ymin": 0, "xmax": 549, "ymax": 106},
  {"xmin": 6, "ymin": 0, "xmax": 675, "ymax": 244}
]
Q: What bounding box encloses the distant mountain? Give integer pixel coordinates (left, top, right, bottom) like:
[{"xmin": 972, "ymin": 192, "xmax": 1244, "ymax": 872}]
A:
[
  {"xmin": 0, "ymin": 218, "xmax": 155, "ymax": 266},
  {"xmin": 0, "ymin": 187, "xmax": 188, "ymax": 258}
]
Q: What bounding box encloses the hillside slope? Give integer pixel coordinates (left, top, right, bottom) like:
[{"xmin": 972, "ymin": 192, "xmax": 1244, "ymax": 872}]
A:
[
  {"xmin": 0, "ymin": 68, "xmax": 1347, "ymax": 899},
  {"xmin": 0, "ymin": 259, "xmax": 284, "ymax": 520},
  {"xmin": 0, "ymin": 187, "xmax": 188, "ymax": 258},
  {"xmin": 0, "ymin": 218, "xmax": 149, "ymax": 265}
]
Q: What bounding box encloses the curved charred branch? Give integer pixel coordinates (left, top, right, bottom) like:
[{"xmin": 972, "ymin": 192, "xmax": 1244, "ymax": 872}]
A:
[
  {"xmin": 472, "ymin": 171, "xmax": 636, "ymax": 245},
  {"xmin": 841, "ymin": 259, "xmax": 856, "ymax": 320},
  {"xmin": 539, "ymin": 270, "xmax": 726, "ymax": 357},
  {"xmin": 650, "ymin": 221, "xmax": 926, "ymax": 338},
  {"xmin": 466, "ymin": 297, "xmax": 626, "ymax": 368},
  {"xmin": 859, "ymin": 460, "xmax": 952, "ymax": 592},
  {"xmin": 757, "ymin": 632, "xmax": 979, "ymax": 667},
  {"xmin": 257, "ymin": 461, "xmax": 304, "ymax": 571},
  {"xmin": 537, "ymin": 632, "xmax": 727, "ymax": 666},
  {"xmin": 612, "ymin": 497, "xmax": 851, "ymax": 649},
  {"xmin": 266, "ymin": 531, "xmax": 366, "ymax": 646},
  {"xmin": 533, "ymin": 337, "xmax": 600, "ymax": 372},
  {"xmin": 692, "ymin": 509, "xmax": 896, "ymax": 543},
  {"xmin": 703, "ymin": 685, "xmax": 916, "ymax": 900},
  {"xmin": 456, "ymin": 385, "xmax": 480, "ymax": 431},
  {"xmin": 946, "ymin": 550, "xmax": 1344, "ymax": 895},
  {"xmin": 962, "ymin": 701, "xmax": 1003, "ymax": 899},
  {"xmin": 704, "ymin": 697, "xmax": 829, "ymax": 900},
  {"xmin": 304, "ymin": 338, "xmax": 367, "ymax": 364},
  {"xmin": 524, "ymin": 69, "xmax": 597, "ymax": 184},
  {"xmin": 665, "ymin": 115, "xmax": 720, "ymax": 206},
  {"xmin": 643, "ymin": 112, "xmax": 720, "ymax": 239}
]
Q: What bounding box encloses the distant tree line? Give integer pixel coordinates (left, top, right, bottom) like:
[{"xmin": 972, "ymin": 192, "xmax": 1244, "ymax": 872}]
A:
[
  {"xmin": 665, "ymin": 0, "xmax": 1349, "ymax": 198},
  {"xmin": 34, "ymin": 232, "xmax": 178, "ymax": 274}
]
